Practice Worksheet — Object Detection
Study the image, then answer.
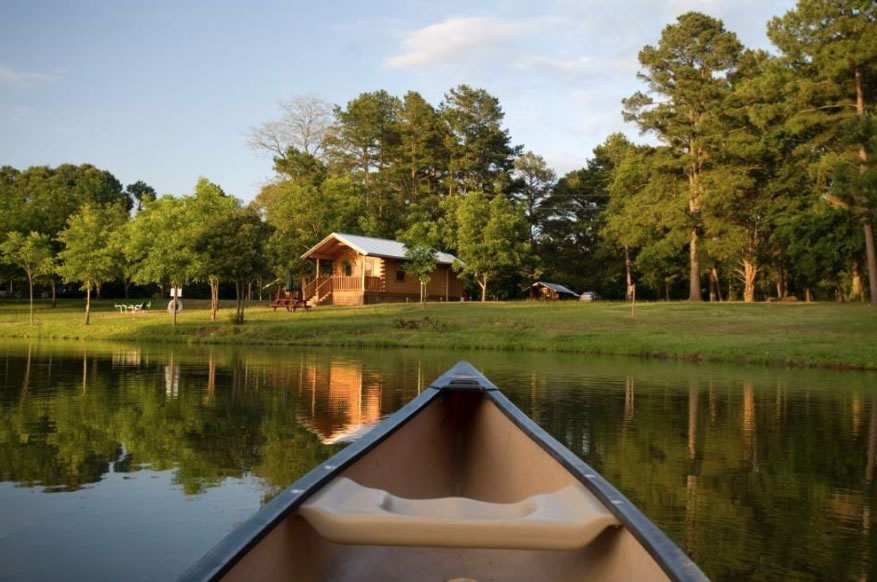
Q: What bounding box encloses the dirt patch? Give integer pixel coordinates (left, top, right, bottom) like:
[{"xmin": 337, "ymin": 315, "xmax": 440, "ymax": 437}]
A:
[{"xmin": 394, "ymin": 317, "xmax": 446, "ymax": 331}]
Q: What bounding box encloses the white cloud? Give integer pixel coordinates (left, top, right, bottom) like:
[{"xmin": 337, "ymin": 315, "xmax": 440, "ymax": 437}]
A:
[
  {"xmin": 385, "ymin": 15, "xmax": 638, "ymax": 84},
  {"xmin": 514, "ymin": 55, "xmax": 639, "ymax": 78},
  {"xmin": 0, "ymin": 64, "xmax": 56, "ymax": 87},
  {"xmin": 385, "ymin": 17, "xmax": 540, "ymax": 69}
]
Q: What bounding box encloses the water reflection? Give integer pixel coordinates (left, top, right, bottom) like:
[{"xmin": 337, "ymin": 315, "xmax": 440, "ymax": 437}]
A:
[
  {"xmin": 0, "ymin": 343, "xmax": 876, "ymax": 581},
  {"xmin": 296, "ymin": 357, "xmax": 385, "ymax": 444}
]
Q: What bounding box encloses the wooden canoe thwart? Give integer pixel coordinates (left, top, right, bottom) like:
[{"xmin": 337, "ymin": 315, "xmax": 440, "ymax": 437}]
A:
[{"xmin": 182, "ymin": 362, "xmax": 708, "ymax": 582}]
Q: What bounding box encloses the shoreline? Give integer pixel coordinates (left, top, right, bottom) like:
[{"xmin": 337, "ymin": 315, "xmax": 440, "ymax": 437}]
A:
[{"xmin": 1, "ymin": 300, "xmax": 875, "ymax": 372}]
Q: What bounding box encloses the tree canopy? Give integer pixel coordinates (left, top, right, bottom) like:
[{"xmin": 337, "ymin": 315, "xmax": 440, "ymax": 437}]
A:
[{"xmin": 56, "ymin": 204, "xmax": 127, "ymax": 325}]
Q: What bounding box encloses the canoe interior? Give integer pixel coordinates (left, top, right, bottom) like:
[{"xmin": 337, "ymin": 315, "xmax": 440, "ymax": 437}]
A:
[{"xmin": 223, "ymin": 390, "xmax": 671, "ymax": 582}]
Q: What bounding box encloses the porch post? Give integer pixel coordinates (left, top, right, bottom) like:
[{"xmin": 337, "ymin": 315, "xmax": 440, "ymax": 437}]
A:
[
  {"xmin": 316, "ymin": 258, "xmax": 320, "ymax": 281},
  {"xmin": 361, "ymin": 256, "xmax": 366, "ymax": 304}
]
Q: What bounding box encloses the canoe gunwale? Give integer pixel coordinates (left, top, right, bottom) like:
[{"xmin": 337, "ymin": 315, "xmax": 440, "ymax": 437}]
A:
[
  {"xmin": 482, "ymin": 385, "xmax": 708, "ymax": 582},
  {"xmin": 179, "ymin": 384, "xmax": 443, "ymax": 582},
  {"xmin": 179, "ymin": 361, "xmax": 708, "ymax": 582}
]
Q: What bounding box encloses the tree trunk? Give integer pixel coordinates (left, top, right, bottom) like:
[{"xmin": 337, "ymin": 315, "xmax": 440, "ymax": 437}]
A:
[
  {"xmin": 209, "ymin": 277, "xmax": 219, "ymax": 321},
  {"xmin": 852, "ymin": 67, "xmax": 876, "ymax": 306},
  {"xmin": 711, "ymin": 268, "xmax": 722, "ymax": 302},
  {"xmin": 51, "ymin": 279, "xmax": 56, "ymax": 308},
  {"xmin": 689, "ymin": 227, "xmax": 701, "ymax": 301},
  {"xmin": 708, "ymin": 269, "xmax": 717, "ymax": 302},
  {"xmin": 84, "ymin": 284, "xmax": 91, "ymax": 326},
  {"xmin": 123, "ymin": 279, "xmax": 130, "ymax": 299},
  {"xmin": 865, "ymin": 222, "xmax": 877, "ymax": 306},
  {"xmin": 411, "ymin": 164, "xmax": 417, "ymax": 203},
  {"xmin": 851, "ymin": 260, "xmax": 865, "ymax": 302},
  {"xmin": 624, "ymin": 246, "xmax": 634, "ymax": 302},
  {"xmin": 742, "ymin": 259, "xmax": 757, "ymax": 303},
  {"xmin": 479, "ymin": 275, "xmax": 488, "ymax": 302},
  {"xmin": 234, "ymin": 280, "xmax": 244, "ymax": 324},
  {"xmin": 805, "ymin": 287, "xmax": 812, "ymax": 303},
  {"xmin": 27, "ymin": 273, "xmax": 34, "ymax": 325}
]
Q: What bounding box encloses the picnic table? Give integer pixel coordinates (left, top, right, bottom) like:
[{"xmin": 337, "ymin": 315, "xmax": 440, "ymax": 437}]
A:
[
  {"xmin": 115, "ymin": 301, "xmax": 151, "ymax": 313},
  {"xmin": 271, "ymin": 289, "xmax": 311, "ymax": 312}
]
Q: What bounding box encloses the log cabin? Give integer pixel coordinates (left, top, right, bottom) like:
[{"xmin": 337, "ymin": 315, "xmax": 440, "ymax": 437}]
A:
[{"xmin": 300, "ymin": 233, "xmax": 465, "ymax": 306}]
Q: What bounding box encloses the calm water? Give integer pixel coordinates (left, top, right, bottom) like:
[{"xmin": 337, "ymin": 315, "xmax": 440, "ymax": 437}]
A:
[{"xmin": 1, "ymin": 342, "xmax": 876, "ymax": 581}]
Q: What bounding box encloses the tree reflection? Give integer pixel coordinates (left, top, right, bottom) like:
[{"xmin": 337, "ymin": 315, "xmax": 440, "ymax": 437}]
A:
[
  {"xmin": 0, "ymin": 347, "xmax": 343, "ymax": 498},
  {"xmin": 0, "ymin": 346, "xmax": 875, "ymax": 580}
]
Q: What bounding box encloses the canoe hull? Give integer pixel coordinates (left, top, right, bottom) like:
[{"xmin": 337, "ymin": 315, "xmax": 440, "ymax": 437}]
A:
[{"xmin": 182, "ymin": 362, "xmax": 707, "ymax": 582}]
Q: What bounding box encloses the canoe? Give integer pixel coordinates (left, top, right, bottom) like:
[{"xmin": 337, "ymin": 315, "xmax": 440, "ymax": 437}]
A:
[{"xmin": 182, "ymin": 362, "xmax": 707, "ymax": 582}]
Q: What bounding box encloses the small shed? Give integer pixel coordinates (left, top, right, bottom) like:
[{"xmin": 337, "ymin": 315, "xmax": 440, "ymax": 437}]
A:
[{"xmin": 532, "ymin": 282, "xmax": 580, "ymax": 301}]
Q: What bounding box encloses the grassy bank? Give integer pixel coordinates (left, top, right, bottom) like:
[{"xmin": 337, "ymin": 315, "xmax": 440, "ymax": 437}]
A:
[{"xmin": 0, "ymin": 299, "xmax": 875, "ymax": 370}]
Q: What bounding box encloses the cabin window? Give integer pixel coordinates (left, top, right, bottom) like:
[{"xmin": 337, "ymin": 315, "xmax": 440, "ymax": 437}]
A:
[
  {"xmin": 342, "ymin": 261, "xmax": 353, "ymax": 277},
  {"xmin": 396, "ymin": 268, "xmax": 405, "ymax": 282}
]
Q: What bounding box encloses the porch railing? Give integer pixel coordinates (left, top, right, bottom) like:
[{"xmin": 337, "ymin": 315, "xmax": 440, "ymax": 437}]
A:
[
  {"xmin": 304, "ymin": 275, "xmax": 384, "ymax": 294},
  {"xmin": 334, "ymin": 276, "xmax": 362, "ymax": 291}
]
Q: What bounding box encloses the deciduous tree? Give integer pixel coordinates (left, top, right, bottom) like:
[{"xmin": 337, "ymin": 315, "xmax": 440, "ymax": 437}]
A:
[
  {"xmin": 0, "ymin": 231, "xmax": 54, "ymax": 324},
  {"xmin": 189, "ymin": 178, "xmax": 239, "ymax": 320},
  {"xmin": 256, "ymin": 175, "xmax": 362, "ymax": 284},
  {"xmin": 443, "ymin": 192, "xmax": 532, "ymax": 301},
  {"xmin": 57, "ymin": 204, "xmax": 127, "ymax": 325},
  {"xmin": 249, "ymin": 94, "xmax": 333, "ymax": 159},
  {"xmin": 195, "ymin": 207, "xmax": 272, "ymax": 324},
  {"xmin": 126, "ymin": 181, "xmax": 157, "ymax": 212},
  {"xmin": 125, "ymin": 196, "xmax": 197, "ymax": 326},
  {"xmin": 399, "ymin": 220, "xmax": 439, "ymax": 303}
]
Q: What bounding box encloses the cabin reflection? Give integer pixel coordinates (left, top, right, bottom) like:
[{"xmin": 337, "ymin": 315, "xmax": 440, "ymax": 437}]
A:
[
  {"xmin": 111, "ymin": 348, "xmax": 142, "ymax": 367},
  {"xmin": 296, "ymin": 358, "xmax": 384, "ymax": 445}
]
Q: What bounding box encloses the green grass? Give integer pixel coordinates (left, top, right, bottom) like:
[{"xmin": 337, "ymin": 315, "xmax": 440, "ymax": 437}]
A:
[{"xmin": 1, "ymin": 298, "xmax": 875, "ymax": 370}]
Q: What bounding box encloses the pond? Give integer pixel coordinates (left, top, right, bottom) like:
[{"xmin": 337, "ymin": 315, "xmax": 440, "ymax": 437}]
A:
[{"xmin": 0, "ymin": 342, "xmax": 875, "ymax": 581}]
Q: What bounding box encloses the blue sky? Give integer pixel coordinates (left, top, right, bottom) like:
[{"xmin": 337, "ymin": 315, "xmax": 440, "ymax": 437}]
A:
[{"xmin": 1, "ymin": 0, "xmax": 794, "ymax": 201}]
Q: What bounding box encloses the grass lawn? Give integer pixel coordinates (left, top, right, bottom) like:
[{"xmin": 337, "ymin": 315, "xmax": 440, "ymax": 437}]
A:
[{"xmin": 0, "ymin": 298, "xmax": 875, "ymax": 370}]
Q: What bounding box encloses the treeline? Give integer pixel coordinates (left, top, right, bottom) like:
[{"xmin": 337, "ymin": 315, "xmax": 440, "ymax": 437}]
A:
[
  {"xmin": 2, "ymin": 0, "xmax": 875, "ymax": 312},
  {"xmin": 0, "ymin": 167, "xmax": 271, "ymax": 324},
  {"xmin": 252, "ymin": 1, "xmax": 877, "ymax": 305}
]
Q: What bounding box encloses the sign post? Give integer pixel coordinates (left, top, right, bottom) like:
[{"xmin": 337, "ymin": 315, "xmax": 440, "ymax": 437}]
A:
[{"xmin": 167, "ymin": 287, "xmax": 183, "ymax": 320}]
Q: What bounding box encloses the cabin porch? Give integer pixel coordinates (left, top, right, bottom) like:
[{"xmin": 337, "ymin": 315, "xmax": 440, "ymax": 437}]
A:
[{"xmin": 301, "ymin": 275, "xmax": 387, "ymax": 306}]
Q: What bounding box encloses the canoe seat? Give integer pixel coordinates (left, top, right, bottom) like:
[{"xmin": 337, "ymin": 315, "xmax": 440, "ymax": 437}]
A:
[{"xmin": 298, "ymin": 477, "xmax": 620, "ymax": 550}]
